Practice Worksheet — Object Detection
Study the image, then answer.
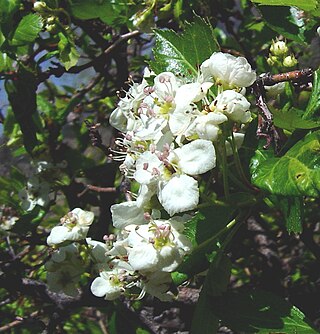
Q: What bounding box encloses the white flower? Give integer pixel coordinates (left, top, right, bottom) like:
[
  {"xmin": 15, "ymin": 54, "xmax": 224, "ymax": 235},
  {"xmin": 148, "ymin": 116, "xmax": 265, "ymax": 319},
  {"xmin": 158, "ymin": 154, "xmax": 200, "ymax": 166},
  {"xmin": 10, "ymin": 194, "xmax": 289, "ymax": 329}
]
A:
[
  {"xmin": 18, "ymin": 176, "xmax": 50, "ymax": 211},
  {"xmin": 91, "ymin": 265, "xmax": 132, "ymax": 300},
  {"xmin": 46, "ymin": 265, "xmax": 82, "ymax": 297},
  {"xmin": 210, "ymin": 90, "xmax": 251, "ymax": 124},
  {"xmin": 189, "ymin": 111, "xmax": 228, "ymax": 141},
  {"xmin": 126, "ymin": 218, "xmax": 192, "ymax": 273},
  {"xmin": 200, "ymin": 52, "xmax": 256, "ymax": 88},
  {"xmin": 134, "ymin": 139, "xmax": 216, "ymax": 215},
  {"xmin": 142, "ymin": 272, "xmax": 174, "ymax": 301},
  {"xmin": 45, "ymin": 244, "xmax": 84, "ymax": 297},
  {"xmin": 168, "ymin": 82, "xmax": 212, "ymax": 136},
  {"xmin": 47, "ymin": 208, "xmax": 94, "ymax": 246}
]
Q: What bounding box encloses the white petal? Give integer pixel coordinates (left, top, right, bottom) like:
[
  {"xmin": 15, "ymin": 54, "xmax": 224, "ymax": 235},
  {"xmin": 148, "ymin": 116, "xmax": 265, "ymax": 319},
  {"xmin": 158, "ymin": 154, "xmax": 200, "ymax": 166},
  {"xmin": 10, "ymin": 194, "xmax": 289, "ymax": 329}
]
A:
[
  {"xmin": 128, "ymin": 243, "xmax": 159, "ymax": 271},
  {"xmin": 47, "ymin": 226, "xmax": 69, "ymax": 246},
  {"xmin": 175, "ymin": 139, "xmax": 216, "ymax": 175},
  {"xmin": 72, "ymin": 208, "xmax": 94, "ymax": 226},
  {"xmin": 111, "ymin": 201, "xmax": 145, "ymax": 229},
  {"xmin": 91, "ymin": 277, "xmax": 111, "ymax": 297},
  {"xmin": 159, "ymin": 175, "xmax": 199, "ymax": 216}
]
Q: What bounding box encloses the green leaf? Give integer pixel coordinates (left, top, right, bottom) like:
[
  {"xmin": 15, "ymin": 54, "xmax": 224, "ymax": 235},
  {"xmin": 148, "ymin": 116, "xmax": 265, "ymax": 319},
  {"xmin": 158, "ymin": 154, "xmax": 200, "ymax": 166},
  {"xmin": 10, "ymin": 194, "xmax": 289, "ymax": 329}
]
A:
[
  {"xmin": 70, "ymin": 0, "xmax": 124, "ymax": 25},
  {"xmin": 191, "ymin": 253, "xmax": 231, "ymax": 334},
  {"xmin": 273, "ymin": 107, "xmax": 320, "ymax": 131},
  {"xmin": 0, "ymin": 0, "xmax": 20, "ymax": 24},
  {"xmin": 257, "ymin": 6, "xmax": 305, "ymax": 43},
  {"xmin": 5, "ymin": 65, "xmax": 40, "ymax": 153},
  {"xmin": 173, "ymin": 205, "xmax": 235, "ymax": 284},
  {"xmin": 250, "ymin": 131, "xmax": 320, "ymax": 197},
  {"xmin": 58, "ymin": 32, "xmax": 80, "ymax": 70},
  {"xmin": 11, "ymin": 14, "xmax": 43, "ymax": 46},
  {"xmin": 211, "ymin": 289, "xmax": 319, "ymax": 333},
  {"xmin": 251, "ymin": 0, "xmax": 318, "ymax": 12},
  {"xmin": 274, "ymin": 196, "xmax": 304, "ymax": 233},
  {"xmin": 303, "ymin": 68, "xmax": 320, "ymax": 119},
  {"xmin": 0, "ymin": 52, "xmax": 13, "ymax": 71},
  {"xmin": 11, "ymin": 206, "xmax": 47, "ymax": 234},
  {"xmin": 151, "ymin": 16, "xmax": 219, "ymax": 78}
]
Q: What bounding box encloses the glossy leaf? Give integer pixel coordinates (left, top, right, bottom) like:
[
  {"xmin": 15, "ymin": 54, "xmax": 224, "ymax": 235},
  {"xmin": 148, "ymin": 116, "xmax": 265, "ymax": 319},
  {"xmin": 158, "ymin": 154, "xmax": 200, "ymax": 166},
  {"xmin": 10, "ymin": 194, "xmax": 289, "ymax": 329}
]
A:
[
  {"xmin": 151, "ymin": 16, "xmax": 219, "ymax": 77},
  {"xmin": 11, "ymin": 14, "xmax": 43, "ymax": 45},
  {"xmin": 211, "ymin": 289, "xmax": 319, "ymax": 333},
  {"xmin": 257, "ymin": 6, "xmax": 305, "ymax": 43},
  {"xmin": 303, "ymin": 68, "xmax": 320, "ymax": 119},
  {"xmin": 274, "ymin": 196, "xmax": 304, "ymax": 234},
  {"xmin": 250, "ymin": 131, "xmax": 320, "ymax": 197},
  {"xmin": 251, "ymin": 0, "xmax": 318, "ymax": 12}
]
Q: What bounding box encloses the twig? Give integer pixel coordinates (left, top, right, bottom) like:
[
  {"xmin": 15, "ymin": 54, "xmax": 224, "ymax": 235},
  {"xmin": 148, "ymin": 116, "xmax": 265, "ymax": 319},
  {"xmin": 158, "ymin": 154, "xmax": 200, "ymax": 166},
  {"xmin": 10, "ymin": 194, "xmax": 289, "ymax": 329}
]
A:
[
  {"xmin": 0, "ymin": 311, "xmax": 40, "ymax": 333},
  {"xmin": 78, "ymin": 184, "xmax": 117, "ymax": 198},
  {"xmin": 260, "ymin": 68, "xmax": 313, "ymax": 86}
]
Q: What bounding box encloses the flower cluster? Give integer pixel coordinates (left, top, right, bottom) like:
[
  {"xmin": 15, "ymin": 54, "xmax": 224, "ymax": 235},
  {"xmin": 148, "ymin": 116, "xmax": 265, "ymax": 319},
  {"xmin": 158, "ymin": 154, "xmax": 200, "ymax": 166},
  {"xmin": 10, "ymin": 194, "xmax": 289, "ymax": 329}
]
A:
[{"xmin": 45, "ymin": 52, "xmax": 256, "ymax": 300}]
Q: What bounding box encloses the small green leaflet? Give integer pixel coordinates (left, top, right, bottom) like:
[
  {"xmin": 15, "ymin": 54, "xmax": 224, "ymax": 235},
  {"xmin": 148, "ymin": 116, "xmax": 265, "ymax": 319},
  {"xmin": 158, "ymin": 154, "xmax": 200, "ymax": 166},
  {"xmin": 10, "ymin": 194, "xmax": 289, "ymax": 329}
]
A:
[
  {"xmin": 151, "ymin": 16, "xmax": 219, "ymax": 78},
  {"xmin": 250, "ymin": 131, "xmax": 320, "ymax": 197}
]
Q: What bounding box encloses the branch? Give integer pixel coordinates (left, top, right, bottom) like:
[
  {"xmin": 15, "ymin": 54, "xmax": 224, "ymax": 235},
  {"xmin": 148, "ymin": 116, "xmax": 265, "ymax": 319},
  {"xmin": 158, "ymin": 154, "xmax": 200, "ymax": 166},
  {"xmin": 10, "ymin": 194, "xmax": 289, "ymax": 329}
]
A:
[
  {"xmin": 260, "ymin": 68, "xmax": 313, "ymax": 86},
  {"xmin": 38, "ymin": 30, "xmax": 140, "ymax": 82},
  {"xmin": 251, "ymin": 79, "xmax": 282, "ymax": 152},
  {"xmin": 84, "ymin": 120, "xmax": 110, "ymax": 156}
]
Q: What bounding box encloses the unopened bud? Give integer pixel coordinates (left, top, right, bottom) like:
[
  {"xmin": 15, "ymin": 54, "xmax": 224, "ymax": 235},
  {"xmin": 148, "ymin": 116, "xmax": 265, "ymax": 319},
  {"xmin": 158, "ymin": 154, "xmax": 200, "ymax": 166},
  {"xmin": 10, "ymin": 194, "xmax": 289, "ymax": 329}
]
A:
[
  {"xmin": 270, "ymin": 40, "xmax": 288, "ymax": 56},
  {"xmin": 283, "ymin": 55, "xmax": 297, "ymax": 67},
  {"xmin": 317, "ymin": 26, "xmax": 320, "ymax": 37},
  {"xmin": 33, "ymin": 1, "xmax": 47, "ymax": 12},
  {"xmin": 266, "ymin": 55, "xmax": 278, "ymax": 67}
]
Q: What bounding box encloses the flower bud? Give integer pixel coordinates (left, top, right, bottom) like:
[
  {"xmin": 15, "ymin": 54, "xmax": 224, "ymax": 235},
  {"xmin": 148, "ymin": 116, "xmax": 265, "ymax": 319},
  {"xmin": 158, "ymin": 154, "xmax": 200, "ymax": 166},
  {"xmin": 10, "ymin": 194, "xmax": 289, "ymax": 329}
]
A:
[
  {"xmin": 270, "ymin": 40, "xmax": 288, "ymax": 56},
  {"xmin": 317, "ymin": 26, "xmax": 320, "ymax": 37},
  {"xmin": 283, "ymin": 55, "xmax": 297, "ymax": 67},
  {"xmin": 267, "ymin": 55, "xmax": 278, "ymax": 66},
  {"xmin": 33, "ymin": 1, "xmax": 47, "ymax": 13}
]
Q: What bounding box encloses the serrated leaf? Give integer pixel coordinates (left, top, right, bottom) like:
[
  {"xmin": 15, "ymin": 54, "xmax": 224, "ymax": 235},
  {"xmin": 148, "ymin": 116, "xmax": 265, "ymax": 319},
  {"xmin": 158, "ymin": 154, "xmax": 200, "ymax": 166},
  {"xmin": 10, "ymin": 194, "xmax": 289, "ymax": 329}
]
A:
[
  {"xmin": 151, "ymin": 16, "xmax": 219, "ymax": 78},
  {"xmin": 251, "ymin": 0, "xmax": 318, "ymax": 12},
  {"xmin": 273, "ymin": 107, "xmax": 320, "ymax": 131},
  {"xmin": 11, "ymin": 13, "xmax": 43, "ymax": 46},
  {"xmin": 250, "ymin": 131, "xmax": 320, "ymax": 197},
  {"xmin": 257, "ymin": 6, "xmax": 305, "ymax": 43},
  {"xmin": 303, "ymin": 68, "xmax": 320, "ymax": 119},
  {"xmin": 211, "ymin": 289, "xmax": 319, "ymax": 333}
]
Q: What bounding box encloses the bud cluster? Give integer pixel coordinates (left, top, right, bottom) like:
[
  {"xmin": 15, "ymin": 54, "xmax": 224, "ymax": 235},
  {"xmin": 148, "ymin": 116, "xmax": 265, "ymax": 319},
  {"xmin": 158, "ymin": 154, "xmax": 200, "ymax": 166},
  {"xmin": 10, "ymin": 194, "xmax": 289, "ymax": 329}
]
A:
[{"xmin": 267, "ymin": 39, "xmax": 298, "ymax": 68}]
